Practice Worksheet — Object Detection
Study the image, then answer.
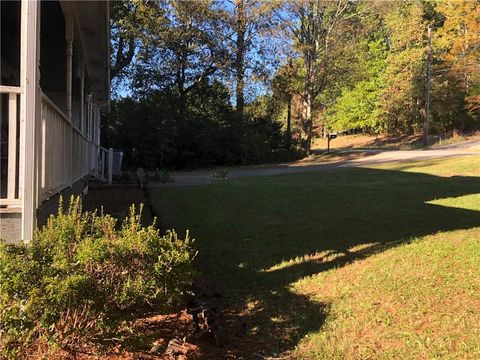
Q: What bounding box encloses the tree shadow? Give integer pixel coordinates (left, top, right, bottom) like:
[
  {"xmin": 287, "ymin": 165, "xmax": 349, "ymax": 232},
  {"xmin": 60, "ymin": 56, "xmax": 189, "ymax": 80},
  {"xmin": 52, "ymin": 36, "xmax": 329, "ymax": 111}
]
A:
[{"xmin": 152, "ymin": 166, "xmax": 480, "ymax": 358}]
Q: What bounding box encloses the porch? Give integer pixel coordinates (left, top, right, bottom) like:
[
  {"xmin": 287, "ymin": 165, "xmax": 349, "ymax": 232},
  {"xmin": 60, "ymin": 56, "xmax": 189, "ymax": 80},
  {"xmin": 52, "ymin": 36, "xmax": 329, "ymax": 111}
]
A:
[{"xmin": 0, "ymin": 0, "xmax": 111, "ymax": 243}]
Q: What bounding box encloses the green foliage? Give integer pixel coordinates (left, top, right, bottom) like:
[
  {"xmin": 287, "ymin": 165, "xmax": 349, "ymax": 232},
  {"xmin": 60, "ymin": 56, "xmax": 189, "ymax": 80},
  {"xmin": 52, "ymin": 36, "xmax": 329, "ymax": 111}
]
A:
[
  {"xmin": 321, "ymin": 1, "xmax": 480, "ymax": 136},
  {"xmin": 242, "ymin": 95, "xmax": 286, "ymax": 160},
  {"xmin": 150, "ymin": 168, "xmax": 173, "ymax": 183},
  {"xmin": 211, "ymin": 168, "xmax": 229, "ymax": 180},
  {"xmin": 104, "ymin": 80, "xmax": 291, "ymax": 170},
  {"xmin": 327, "ymin": 79, "xmax": 383, "ymax": 133},
  {"xmin": 108, "ymin": 0, "xmax": 480, "ymax": 166},
  {"xmin": 326, "ymin": 38, "xmax": 388, "ymax": 133},
  {"xmin": 104, "ymin": 81, "xmax": 233, "ymax": 169},
  {"xmin": 0, "ymin": 197, "xmax": 196, "ymax": 357},
  {"xmin": 242, "ymin": 115, "xmax": 285, "ymax": 164},
  {"xmin": 378, "ymin": 2, "xmax": 426, "ymax": 134}
]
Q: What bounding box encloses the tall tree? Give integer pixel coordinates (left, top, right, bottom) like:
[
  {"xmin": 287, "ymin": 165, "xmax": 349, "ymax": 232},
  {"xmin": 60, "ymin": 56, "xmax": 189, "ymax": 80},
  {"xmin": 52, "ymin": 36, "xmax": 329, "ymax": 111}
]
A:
[
  {"xmin": 131, "ymin": 1, "xmax": 225, "ymax": 96},
  {"xmin": 432, "ymin": 0, "xmax": 480, "ymax": 131},
  {"xmin": 272, "ymin": 59, "xmax": 303, "ymax": 149},
  {"xmin": 326, "ymin": 37, "xmax": 388, "ymax": 133},
  {"xmin": 234, "ymin": 0, "xmax": 246, "ymax": 124},
  {"xmin": 109, "ymin": 0, "xmax": 230, "ymax": 165},
  {"xmin": 378, "ymin": 1, "xmax": 426, "ymax": 134},
  {"xmin": 110, "ymin": 1, "xmax": 138, "ymax": 82},
  {"xmin": 221, "ymin": 0, "xmax": 279, "ymax": 126},
  {"xmin": 285, "ymin": 0, "xmax": 353, "ymax": 154}
]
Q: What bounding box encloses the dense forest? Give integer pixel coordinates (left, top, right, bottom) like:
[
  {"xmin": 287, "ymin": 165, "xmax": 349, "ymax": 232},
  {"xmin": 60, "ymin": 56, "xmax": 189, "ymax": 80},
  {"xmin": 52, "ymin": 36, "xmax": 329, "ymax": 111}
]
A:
[{"xmin": 103, "ymin": 0, "xmax": 480, "ymax": 170}]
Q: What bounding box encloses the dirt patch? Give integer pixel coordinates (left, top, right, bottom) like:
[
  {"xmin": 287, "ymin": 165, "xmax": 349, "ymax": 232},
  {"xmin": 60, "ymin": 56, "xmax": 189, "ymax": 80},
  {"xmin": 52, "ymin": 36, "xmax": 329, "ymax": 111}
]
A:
[
  {"xmin": 313, "ymin": 134, "xmax": 423, "ymax": 150},
  {"xmin": 82, "ymin": 184, "xmax": 154, "ymax": 225},
  {"xmin": 296, "ymin": 150, "xmax": 374, "ymax": 165},
  {"xmin": 313, "ymin": 132, "xmax": 480, "ymax": 151}
]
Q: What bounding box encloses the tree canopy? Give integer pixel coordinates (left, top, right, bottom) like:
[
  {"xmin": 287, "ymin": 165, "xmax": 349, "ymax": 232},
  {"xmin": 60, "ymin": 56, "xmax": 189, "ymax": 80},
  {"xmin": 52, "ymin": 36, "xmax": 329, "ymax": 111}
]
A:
[{"xmin": 105, "ymin": 0, "xmax": 480, "ymax": 169}]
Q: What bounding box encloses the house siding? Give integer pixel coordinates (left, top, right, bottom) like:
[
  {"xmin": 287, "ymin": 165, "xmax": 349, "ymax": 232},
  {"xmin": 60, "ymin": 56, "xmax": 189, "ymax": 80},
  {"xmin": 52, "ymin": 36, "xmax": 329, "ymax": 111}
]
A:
[
  {"xmin": 36, "ymin": 176, "xmax": 88, "ymax": 228},
  {"xmin": 0, "ymin": 212, "xmax": 22, "ymax": 244}
]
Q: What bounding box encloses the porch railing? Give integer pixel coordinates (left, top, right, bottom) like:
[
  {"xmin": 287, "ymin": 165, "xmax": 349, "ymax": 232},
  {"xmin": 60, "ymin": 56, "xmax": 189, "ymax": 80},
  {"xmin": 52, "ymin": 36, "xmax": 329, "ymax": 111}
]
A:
[
  {"xmin": 40, "ymin": 93, "xmax": 112, "ymax": 202},
  {"xmin": 39, "ymin": 93, "xmax": 74, "ymax": 200},
  {"xmin": 1, "ymin": 88, "xmax": 111, "ymax": 210},
  {"xmin": 93, "ymin": 144, "xmax": 112, "ymax": 184},
  {"xmin": 0, "ymin": 86, "xmax": 22, "ymax": 209}
]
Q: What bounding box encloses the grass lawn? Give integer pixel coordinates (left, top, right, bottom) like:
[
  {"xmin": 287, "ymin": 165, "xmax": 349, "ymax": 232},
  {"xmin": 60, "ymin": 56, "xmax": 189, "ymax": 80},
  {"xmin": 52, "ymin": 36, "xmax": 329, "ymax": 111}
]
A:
[{"xmin": 149, "ymin": 156, "xmax": 480, "ymax": 359}]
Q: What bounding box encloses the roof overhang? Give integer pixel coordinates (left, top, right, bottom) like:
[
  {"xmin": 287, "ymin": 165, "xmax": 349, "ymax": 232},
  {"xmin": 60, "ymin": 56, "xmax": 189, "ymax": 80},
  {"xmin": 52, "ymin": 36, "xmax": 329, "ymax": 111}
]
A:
[{"xmin": 61, "ymin": 1, "xmax": 110, "ymax": 105}]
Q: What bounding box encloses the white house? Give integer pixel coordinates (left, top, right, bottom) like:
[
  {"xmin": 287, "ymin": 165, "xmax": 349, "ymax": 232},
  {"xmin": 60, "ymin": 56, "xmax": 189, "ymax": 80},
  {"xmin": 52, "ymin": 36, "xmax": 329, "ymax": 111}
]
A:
[{"xmin": 1, "ymin": 0, "xmax": 112, "ymax": 243}]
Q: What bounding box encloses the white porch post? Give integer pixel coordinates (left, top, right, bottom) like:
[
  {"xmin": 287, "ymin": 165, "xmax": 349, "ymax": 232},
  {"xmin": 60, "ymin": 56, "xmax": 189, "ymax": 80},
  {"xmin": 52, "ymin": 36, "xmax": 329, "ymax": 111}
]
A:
[
  {"xmin": 66, "ymin": 15, "xmax": 73, "ymax": 121},
  {"xmin": 108, "ymin": 148, "xmax": 113, "ymax": 184},
  {"xmin": 79, "ymin": 63, "xmax": 85, "ymax": 132},
  {"xmin": 20, "ymin": 0, "xmax": 40, "ymax": 242},
  {"xmin": 7, "ymin": 94, "xmax": 18, "ymax": 199},
  {"xmin": 65, "ymin": 13, "xmax": 74, "ymax": 185},
  {"xmin": 79, "ymin": 64, "xmax": 87, "ymax": 174}
]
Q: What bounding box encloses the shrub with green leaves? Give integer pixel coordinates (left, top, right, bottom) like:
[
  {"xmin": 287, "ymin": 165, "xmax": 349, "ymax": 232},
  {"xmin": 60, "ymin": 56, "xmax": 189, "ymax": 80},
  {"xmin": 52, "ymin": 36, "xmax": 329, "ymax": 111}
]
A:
[
  {"xmin": 211, "ymin": 168, "xmax": 229, "ymax": 180},
  {"xmin": 0, "ymin": 197, "xmax": 196, "ymax": 357},
  {"xmin": 150, "ymin": 168, "xmax": 173, "ymax": 183}
]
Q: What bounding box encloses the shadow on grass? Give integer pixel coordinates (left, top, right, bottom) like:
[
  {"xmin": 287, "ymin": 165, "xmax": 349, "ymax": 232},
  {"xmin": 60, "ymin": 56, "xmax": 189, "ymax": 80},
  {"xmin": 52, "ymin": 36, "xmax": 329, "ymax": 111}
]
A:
[{"xmin": 150, "ymin": 166, "xmax": 480, "ymax": 358}]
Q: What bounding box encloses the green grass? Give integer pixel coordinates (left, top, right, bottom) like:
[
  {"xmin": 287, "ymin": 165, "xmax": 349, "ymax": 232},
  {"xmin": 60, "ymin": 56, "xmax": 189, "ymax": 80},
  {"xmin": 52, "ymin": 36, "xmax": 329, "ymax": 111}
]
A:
[
  {"xmin": 149, "ymin": 156, "xmax": 480, "ymax": 358},
  {"xmin": 293, "ymin": 228, "xmax": 480, "ymax": 359}
]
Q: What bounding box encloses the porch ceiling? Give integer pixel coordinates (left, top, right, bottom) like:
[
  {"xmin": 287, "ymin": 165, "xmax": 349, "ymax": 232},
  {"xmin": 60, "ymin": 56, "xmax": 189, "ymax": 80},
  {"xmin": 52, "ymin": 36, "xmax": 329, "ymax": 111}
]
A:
[{"xmin": 63, "ymin": 1, "xmax": 110, "ymax": 104}]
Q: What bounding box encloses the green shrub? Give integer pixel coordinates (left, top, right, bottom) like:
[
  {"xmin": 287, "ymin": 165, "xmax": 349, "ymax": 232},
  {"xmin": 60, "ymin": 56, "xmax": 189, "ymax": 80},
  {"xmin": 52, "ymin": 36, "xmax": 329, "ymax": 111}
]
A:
[
  {"xmin": 0, "ymin": 197, "xmax": 196, "ymax": 358},
  {"xmin": 150, "ymin": 168, "xmax": 173, "ymax": 183},
  {"xmin": 211, "ymin": 168, "xmax": 229, "ymax": 180}
]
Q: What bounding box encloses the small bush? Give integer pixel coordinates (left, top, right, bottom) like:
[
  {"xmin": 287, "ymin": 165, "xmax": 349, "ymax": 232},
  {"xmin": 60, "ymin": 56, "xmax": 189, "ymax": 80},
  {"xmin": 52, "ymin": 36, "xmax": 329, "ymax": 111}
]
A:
[
  {"xmin": 211, "ymin": 168, "xmax": 229, "ymax": 180},
  {"xmin": 0, "ymin": 197, "xmax": 196, "ymax": 358},
  {"xmin": 150, "ymin": 168, "xmax": 173, "ymax": 183}
]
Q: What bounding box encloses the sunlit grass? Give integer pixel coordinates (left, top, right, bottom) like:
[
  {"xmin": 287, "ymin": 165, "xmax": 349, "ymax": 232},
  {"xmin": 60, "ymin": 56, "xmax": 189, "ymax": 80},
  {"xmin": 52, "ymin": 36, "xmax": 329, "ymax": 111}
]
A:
[
  {"xmin": 293, "ymin": 228, "xmax": 480, "ymax": 359},
  {"xmin": 427, "ymin": 193, "xmax": 480, "ymax": 211},
  {"xmin": 149, "ymin": 156, "xmax": 480, "ymax": 358},
  {"xmin": 369, "ymin": 155, "xmax": 480, "ymax": 177}
]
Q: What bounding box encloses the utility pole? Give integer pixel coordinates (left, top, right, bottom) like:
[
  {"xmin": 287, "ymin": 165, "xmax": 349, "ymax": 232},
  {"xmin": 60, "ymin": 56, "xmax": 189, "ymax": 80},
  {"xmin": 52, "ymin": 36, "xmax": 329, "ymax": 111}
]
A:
[{"xmin": 424, "ymin": 26, "xmax": 432, "ymax": 147}]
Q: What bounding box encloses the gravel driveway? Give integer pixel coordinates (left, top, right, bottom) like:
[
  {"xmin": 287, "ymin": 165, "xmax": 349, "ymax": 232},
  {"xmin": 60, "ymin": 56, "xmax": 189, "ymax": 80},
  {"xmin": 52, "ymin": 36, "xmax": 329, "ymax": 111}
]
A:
[{"xmin": 150, "ymin": 138, "xmax": 480, "ymax": 187}]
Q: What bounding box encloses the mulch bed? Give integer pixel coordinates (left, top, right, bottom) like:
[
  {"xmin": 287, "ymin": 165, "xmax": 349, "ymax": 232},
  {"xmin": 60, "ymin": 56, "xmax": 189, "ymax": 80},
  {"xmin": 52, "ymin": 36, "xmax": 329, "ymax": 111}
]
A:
[{"xmin": 36, "ymin": 278, "xmax": 267, "ymax": 360}]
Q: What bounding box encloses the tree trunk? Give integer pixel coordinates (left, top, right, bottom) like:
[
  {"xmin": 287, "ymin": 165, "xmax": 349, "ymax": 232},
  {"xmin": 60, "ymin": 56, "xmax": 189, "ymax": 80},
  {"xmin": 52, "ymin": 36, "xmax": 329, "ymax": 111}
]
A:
[
  {"xmin": 235, "ymin": 0, "xmax": 245, "ymax": 126},
  {"xmin": 286, "ymin": 95, "xmax": 292, "ymax": 150},
  {"xmin": 305, "ymin": 91, "xmax": 313, "ymax": 155},
  {"xmin": 304, "ymin": 65, "xmax": 314, "ymax": 155}
]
